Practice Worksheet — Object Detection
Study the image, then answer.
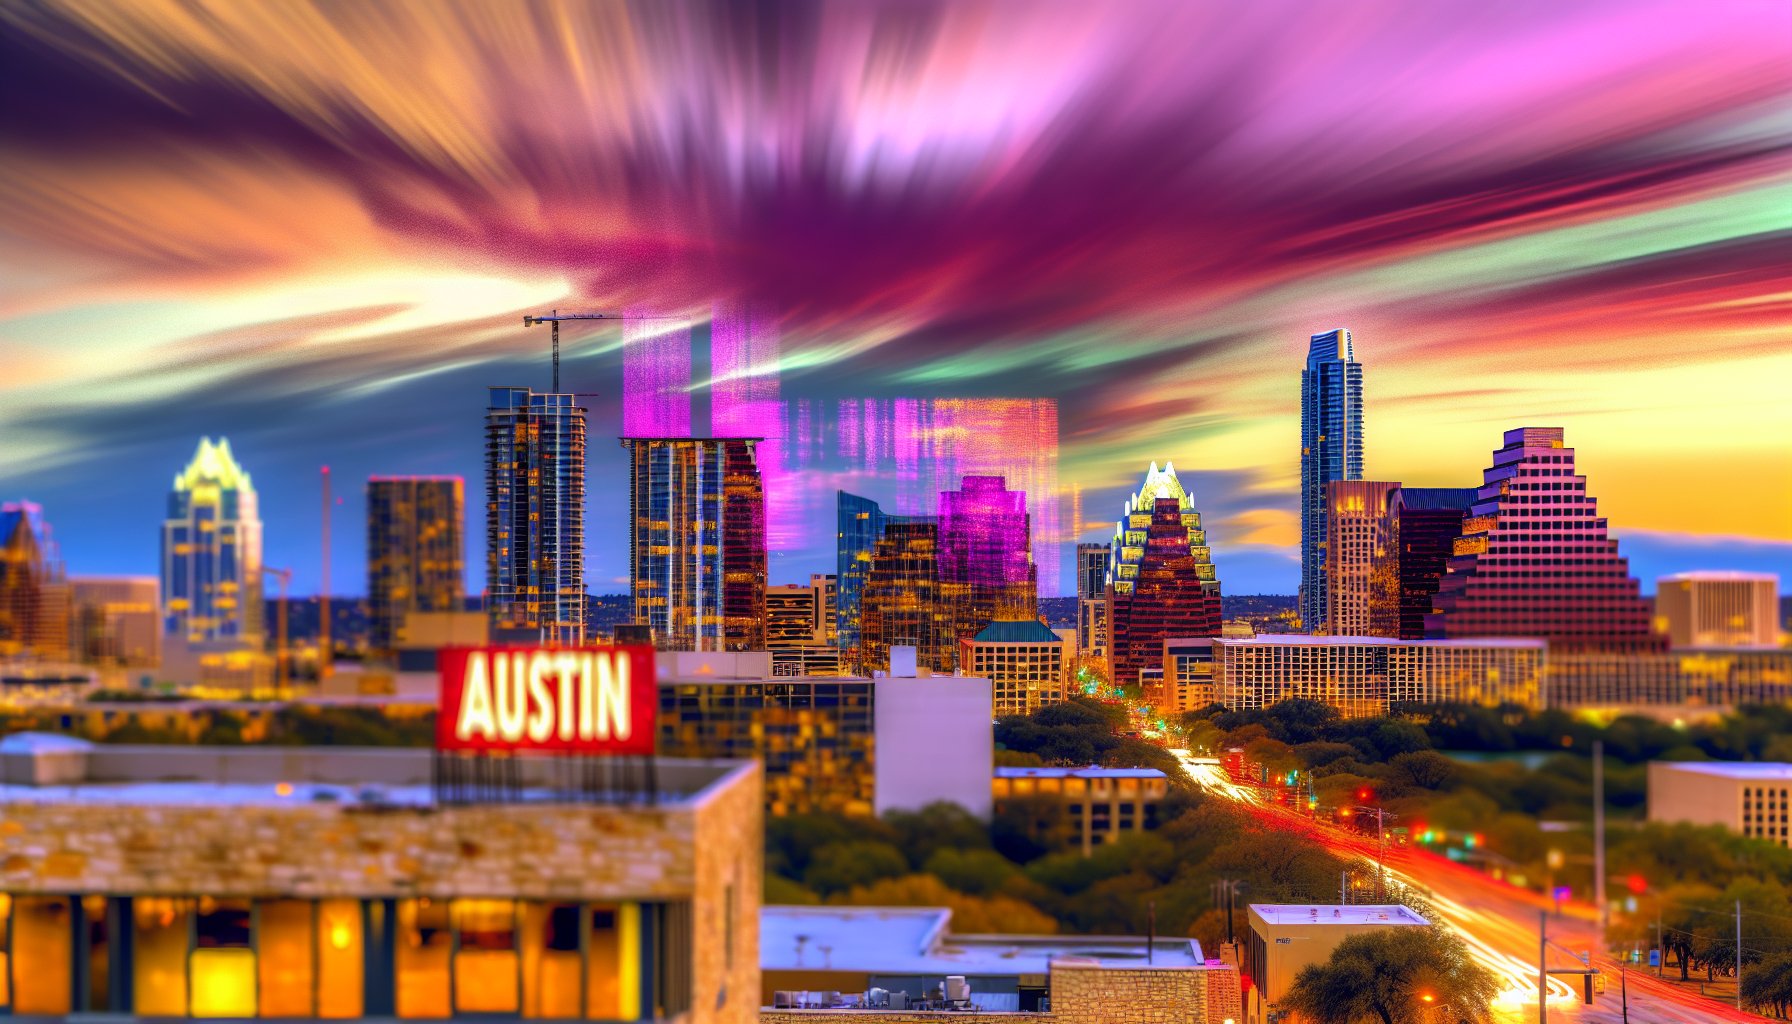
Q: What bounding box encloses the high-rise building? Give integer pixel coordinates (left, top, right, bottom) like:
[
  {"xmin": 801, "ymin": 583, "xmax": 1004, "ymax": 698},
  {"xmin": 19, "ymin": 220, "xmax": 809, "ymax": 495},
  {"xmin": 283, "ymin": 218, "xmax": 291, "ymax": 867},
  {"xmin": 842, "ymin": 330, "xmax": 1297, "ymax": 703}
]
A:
[
  {"xmin": 366, "ymin": 476, "xmax": 465, "ymax": 650},
  {"xmin": 161, "ymin": 438, "xmax": 263, "ymax": 644},
  {"xmin": 1108, "ymin": 498, "xmax": 1222, "ymax": 691},
  {"xmin": 1107, "ymin": 462, "xmax": 1217, "ymax": 598},
  {"xmin": 811, "ymin": 573, "xmax": 838, "ymax": 645},
  {"xmin": 836, "ymin": 491, "xmax": 892, "ymax": 662},
  {"xmin": 70, "ymin": 576, "xmax": 160, "ymax": 666},
  {"xmin": 1076, "ymin": 543, "xmax": 1111, "ymax": 659},
  {"xmin": 1, "ymin": 500, "xmax": 69, "ymax": 661},
  {"xmin": 1655, "ymin": 572, "xmax": 1781, "ymax": 648},
  {"xmin": 1372, "ymin": 487, "xmax": 1478, "ymax": 640},
  {"xmin": 939, "ymin": 475, "xmax": 1038, "ymax": 646},
  {"xmin": 1325, "ymin": 480, "xmax": 1399, "ymax": 637},
  {"xmin": 860, "ymin": 520, "xmax": 951, "ymax": 673},
  {"xmin": 1077, "ymin": 543, "xmax": 1111, "ymax": 601},
  {"xmin": 622, "ymin": 437, "xmax": 765, "ymax": 651},
  {"xmin": 1300, "ymin": 328, "xmax": 1363, "ymax": 633},
  {"xmin": 1426, "ymin": 427, "xmax": 1657, "ymax": 651},
  {"xmin": 1215, "ymin": 635, "xmax": 1545, "ymax": 718},
  {"xmin": 486, "ymin": 388, "xmax": 586, "ymax": 644}
]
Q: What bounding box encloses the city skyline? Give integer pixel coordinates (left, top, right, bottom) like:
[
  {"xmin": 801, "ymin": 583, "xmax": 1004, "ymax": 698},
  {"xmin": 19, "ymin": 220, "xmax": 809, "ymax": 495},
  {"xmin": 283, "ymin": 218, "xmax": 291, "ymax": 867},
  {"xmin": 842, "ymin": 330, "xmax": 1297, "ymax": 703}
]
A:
[{"xmin": 4, "ymin": 2, "xmax": 1790, "ymax": 597}]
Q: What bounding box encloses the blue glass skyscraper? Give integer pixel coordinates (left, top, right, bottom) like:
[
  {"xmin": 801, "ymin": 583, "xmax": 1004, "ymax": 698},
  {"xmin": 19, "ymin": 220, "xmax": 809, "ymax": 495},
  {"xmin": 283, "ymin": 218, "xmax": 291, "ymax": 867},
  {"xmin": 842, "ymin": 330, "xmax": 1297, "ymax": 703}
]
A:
[
  {"xmin": 1300, "ymin": 328, "xmax": 1363, "ymax": 633},
  {"xmin": 487, "ymin": 387, "xmax": 586, "ymax": 644}
]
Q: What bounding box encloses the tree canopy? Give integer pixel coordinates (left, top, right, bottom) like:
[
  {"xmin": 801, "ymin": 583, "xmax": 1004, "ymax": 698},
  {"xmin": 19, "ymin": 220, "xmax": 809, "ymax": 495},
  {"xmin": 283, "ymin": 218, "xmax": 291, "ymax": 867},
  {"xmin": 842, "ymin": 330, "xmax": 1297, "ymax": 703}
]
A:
[{"xmin": 1280, "ymin": 926, "xmax": 1499, "ymax": 1024}]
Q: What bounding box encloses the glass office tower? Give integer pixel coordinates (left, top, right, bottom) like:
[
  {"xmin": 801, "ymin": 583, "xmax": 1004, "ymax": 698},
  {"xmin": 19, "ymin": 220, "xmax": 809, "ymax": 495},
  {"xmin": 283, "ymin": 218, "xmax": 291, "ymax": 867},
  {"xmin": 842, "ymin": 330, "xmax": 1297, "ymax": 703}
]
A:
[
  {"xmin": 161, "ymin": 438, "xmax": 262, "ymax": 644},
  {"xmin": 486, "ymin": 388, "xmax": 586, "ymax": 645},
  {"xmin": 622, "ymin": 438, "xmax": 765, "ymax": 651},
  {"xmin": 366, "ymin": 477, "xmax": 465, "ymax": 650},
  {"xmin": 1300, "ymin": 328, "xmax": 1363, "ymax": 633},
  {"xmin": 1107, "ymin": 462, "xmax": 1217, "ymax": 598}
]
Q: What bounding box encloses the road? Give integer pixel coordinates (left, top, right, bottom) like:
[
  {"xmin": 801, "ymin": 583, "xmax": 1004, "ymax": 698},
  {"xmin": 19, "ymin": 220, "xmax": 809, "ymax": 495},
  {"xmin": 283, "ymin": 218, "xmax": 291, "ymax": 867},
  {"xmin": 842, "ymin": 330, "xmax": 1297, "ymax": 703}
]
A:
[{"xmin": 1174, "ymin": 752, "xmax": 1764, "ymax": 1023}]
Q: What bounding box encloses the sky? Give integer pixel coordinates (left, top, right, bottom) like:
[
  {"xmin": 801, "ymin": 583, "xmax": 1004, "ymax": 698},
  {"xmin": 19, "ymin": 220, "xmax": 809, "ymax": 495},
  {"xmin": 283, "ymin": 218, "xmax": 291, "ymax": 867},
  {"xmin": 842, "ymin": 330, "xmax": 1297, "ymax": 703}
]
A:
[{"xmin": 2, "ymin": 0, "xmax": 1789, "ymax": 598}]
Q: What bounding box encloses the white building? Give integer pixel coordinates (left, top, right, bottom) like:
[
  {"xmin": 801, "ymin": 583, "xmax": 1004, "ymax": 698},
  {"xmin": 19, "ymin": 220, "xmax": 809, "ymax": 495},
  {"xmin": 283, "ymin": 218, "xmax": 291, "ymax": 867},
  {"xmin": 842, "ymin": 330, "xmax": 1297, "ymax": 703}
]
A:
[
  {"xmin": 1648, "ymin": 760, "xmax": 1792, "ymax": 847},
  {"xmin": 1655, "ymin": 571, "xmax": 1780, "ymax": 648}
]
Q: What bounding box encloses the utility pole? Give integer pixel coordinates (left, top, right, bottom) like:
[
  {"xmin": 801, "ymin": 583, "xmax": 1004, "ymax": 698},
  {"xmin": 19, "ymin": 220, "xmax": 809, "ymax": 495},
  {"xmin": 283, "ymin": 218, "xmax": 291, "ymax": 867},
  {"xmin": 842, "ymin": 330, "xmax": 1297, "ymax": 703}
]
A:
[
  {"xmin": 1376, "ymin": 806, "xmax": 1387, "ymax": 900},
  {"xmin": 319, "ymin": 465, "xmax": 332, "ymax": 683},
  {"xmin": 1620, "ymin": 960, "xmax": 1628, "ymax": 1024},
  {"xmin": 1655, "ymin": 906, "xmax": 1663, "ymax": 978},
  {"xmin": 1341, "ymin": 870, "xmax": 1347, "ymax": 906},
  {"xmin": 1594, "ymin": 738, "xmax": 1607, "ymax": 934},
  {"xmin": 1147, "ymin": 901, "xmax": 1155, "ymax": 965},
  {"xmin": 1539, "ymin": 909, "xmax": 1549, "ymax": 1024},
  {"xmin": 1735, "ymin": 901, "xmax": 1742, "ymax": 1011}
]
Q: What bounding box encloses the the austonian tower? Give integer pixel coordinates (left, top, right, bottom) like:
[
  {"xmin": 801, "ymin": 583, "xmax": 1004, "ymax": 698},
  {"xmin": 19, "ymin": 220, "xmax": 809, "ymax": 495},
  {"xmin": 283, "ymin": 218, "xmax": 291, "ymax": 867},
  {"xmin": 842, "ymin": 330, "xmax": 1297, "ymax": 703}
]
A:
[{"xmin": 1300, "ymin": 328, "xmax": 1363, "ymax": 633}]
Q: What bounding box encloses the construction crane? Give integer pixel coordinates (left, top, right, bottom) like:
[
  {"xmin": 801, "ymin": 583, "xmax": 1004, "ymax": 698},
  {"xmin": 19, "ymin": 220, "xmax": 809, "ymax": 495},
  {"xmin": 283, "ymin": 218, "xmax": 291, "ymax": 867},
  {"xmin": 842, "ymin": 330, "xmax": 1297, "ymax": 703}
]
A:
[
  {"xmin": 262, "ymin": 565, "xmax": 291, "ymax": 690},
  {"xmin": 522, "ymin": 310, "xmax": 681, "ymax": 393}
]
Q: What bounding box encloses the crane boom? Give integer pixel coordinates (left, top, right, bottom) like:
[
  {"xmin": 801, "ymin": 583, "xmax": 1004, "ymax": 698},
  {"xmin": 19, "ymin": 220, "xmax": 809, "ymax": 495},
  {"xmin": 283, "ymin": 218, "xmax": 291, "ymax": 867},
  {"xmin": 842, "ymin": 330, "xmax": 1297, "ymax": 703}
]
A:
[{"xmin": 523, "ymin": 310, "xmax": 682, "ymax": 392}]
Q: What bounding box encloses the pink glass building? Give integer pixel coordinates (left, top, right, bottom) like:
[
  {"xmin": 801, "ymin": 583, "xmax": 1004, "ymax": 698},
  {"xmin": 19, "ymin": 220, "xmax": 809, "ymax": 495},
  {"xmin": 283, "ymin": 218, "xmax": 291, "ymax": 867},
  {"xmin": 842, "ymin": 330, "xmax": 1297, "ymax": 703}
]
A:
[{"xmin": 1426, "ymin": 427, "xmax": 1659, "ymax": 652}]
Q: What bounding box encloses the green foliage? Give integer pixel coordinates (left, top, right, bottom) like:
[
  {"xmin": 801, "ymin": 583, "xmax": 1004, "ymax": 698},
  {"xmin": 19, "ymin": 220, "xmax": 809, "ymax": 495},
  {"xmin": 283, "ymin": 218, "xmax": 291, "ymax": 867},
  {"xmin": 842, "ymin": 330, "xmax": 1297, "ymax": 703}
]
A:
[
  {"xmin": 992, "ymin": 794, "xmax": 1067, "ymax": 863},
  {"xmin": 764, "ymin": 873, "xmax": 819, "ymax": 905},
  {"xmin": 802, "ymin": 840, "xmax": 910, "ymax": 895},
  {"xmin": 993, "ymin": 748, "xmax": 1045, "ymax": 767},
  {"xmin": 883, "ymin": 800, "xmax": 990, "ymax": 869},
  {"xmin": 996, "ymin": 699, "xmax": 1122, "ymax": 766},
  {"xmin": 1742, "ymin": 951, "xmax": 1792, "ymax": 1017},
  {"xmin": 766, "ymin": 812, "xmax": 894, "ymax": 880},
  {"xmin": 266, "ymin": 707, "xmax": 434, "ymax": 747},
  {"xmin": 924, "ymin": 847, "xmax": 1017, "ymax": 897},
  {"xmin": 1281, "ymin": 926, "xmax": 1500, "ymax": 1024}
]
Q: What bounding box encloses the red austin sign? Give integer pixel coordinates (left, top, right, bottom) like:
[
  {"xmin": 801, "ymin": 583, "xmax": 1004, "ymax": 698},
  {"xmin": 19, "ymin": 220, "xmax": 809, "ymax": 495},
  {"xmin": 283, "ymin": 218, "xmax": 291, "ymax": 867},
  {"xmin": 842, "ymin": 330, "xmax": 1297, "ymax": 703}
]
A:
[{"xmin": 436, "ymin": 647, "xmax": 656, "ymax": 754}]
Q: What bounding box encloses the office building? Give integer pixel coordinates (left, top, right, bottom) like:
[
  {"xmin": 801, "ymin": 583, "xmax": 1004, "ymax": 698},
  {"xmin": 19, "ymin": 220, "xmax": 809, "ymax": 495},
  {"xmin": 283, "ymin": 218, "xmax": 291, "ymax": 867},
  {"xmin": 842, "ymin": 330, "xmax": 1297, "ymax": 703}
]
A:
[
  {"xmin": 1324, "ymin": 480, "xmax": 1399, "ymax": 637},
  {"xmin": 486, "ymin": 388, "xmax": 586, "ymax": 644},
  {"xmin": 859, "ymin": 520, "xmax": 950, "ymax": 674},
  {"xmin": 1243, "ymin": 904, "xmax": 1428, "ymax": 1024},
  {"xmin": 991, "ymin": 766, "xmax": 1171, "ymax": 855},
  {"xmin": 1, "ymin": 500, "xmax": 70, "ymax": 662},
  {"xmin": 0, "ymin": 734, "xmax": 759, "ymax": 1022},
  {"xmin": 1648, "ymin": 760, "xmax": 1791, "ymax": 848},
  {"xmin": 656, "ymin": 656, "xmax": 992, "ymax": 818},
  {"xmin": 766, "ymin": 584, "xmax": 822, "ymax": 648},
  {"xmin": 69, "ymin": 577, "xmax": 160, "ymax": 667},
  {"xmin": 1108, "ymin": 498, "xmax": 1222, "ymax": 691},
  {"xmin": 1163, "ymin": 637, "xmax": 1217, "ymax": 715},
  {"xmin": 939, "ymin": 475, "xmax": 1038, "ymax": 648},
  {"xmin": 961, "ymin": 617, "xmax": 1065, "ymax": 715},
  {"xmin": 1370, "ymin": 487, "xmax": 1478, "ymax": 640},
  {"xmin": 1655, "ymin": 572, "xmax": 1780, "ymax": 648},
  {"xmin": 835, "ymin": 493, "xmax": 932, "ymax": 666},
  {"xmin": 160, "ymin": 440, "xmax": 263, "ymax": 647},
  {"xmin": 811, "ymin": 574, "xmax": 838, "ymax": 645},
  {"xmin": 1545, "ymin": 647, "xmax": 1792, "ymax": 709},
  {"xmin": 366, "ymin": 477, "xmax": 465, "ymax": 651},
  {"xmin": 1076, "ymin": 543, "xmax": 1110, "ymax": 601},
  {"xmin": 1107, "ymin": 461, "xmax": 1217, "ymax": 598},
  {"xmin": 1214, "ymin": 635, "xmax": 1545, "ymax": 717},
  {"xmin": 1426, "ymin": 427, "xmax": 1658, "ymax": 652},
  {"xmin": 1077, "ymin": 598, "xmax": 1108, "ymax": 662},
  {"xmin": 621, "ymin": 438, "xmax": 766, "ymax": 652},
  {"xmin": 760, "ymin": 906, "xmax": 1230, "ymax": 1018},
  {"xmin": 1300, "ymin": 328, "xmax": 1364, "ymax": 633}
]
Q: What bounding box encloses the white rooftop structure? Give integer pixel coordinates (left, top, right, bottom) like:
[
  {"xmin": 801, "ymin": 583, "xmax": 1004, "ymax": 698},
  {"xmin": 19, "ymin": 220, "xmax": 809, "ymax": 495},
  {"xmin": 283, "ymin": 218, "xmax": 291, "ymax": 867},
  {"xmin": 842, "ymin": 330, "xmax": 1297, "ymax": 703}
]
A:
[
  {"xmin": 761, "ymin": 905, "xmax": 1205, "ymax": 974},
  {"xmin": 1249, "ymin": 903, "xmax": 1429, "ymax": 926},
  {"xmin": 1651, "ymin": 761, "xmax": 1792, "ymax": 781},
  {"xmin": 994, "ymin": 766, "xmax": 1166, "ymax": 780}
]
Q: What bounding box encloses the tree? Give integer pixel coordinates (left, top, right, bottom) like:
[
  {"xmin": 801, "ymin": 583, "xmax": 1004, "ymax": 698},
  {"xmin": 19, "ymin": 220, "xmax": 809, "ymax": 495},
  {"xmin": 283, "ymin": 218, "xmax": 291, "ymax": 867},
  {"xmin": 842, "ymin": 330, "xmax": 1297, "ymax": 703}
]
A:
[
  {"xmin": 801, "ymin": 840, "xmax": 909, "ymax": 895},
  {"xmin": 1741, "ymin": 951, "xmax": 1792, "ymax": 1019},
  {"xmin": 1280, "ymin": 926, "xmax": 1499, "ymax": 1024}
]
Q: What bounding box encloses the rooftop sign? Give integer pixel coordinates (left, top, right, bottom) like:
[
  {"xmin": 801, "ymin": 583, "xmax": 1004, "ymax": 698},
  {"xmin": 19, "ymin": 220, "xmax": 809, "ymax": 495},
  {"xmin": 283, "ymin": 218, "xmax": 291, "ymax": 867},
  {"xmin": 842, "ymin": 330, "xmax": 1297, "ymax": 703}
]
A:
[{"xmin": 436, "ymin": 647, "xmax": 655, "ymax": 755}]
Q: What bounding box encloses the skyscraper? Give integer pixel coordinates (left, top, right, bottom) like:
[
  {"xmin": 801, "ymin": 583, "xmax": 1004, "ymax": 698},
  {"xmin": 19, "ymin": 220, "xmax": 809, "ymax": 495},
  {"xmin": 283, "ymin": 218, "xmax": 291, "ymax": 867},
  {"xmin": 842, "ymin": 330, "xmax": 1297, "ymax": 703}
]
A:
[
  {"xmin": 1426, "ymin": 427, "xmax": 1657, "ymax": 651},
  {"xmin": 1301, "ymin": 328, "xmax": 1363, "ymax": 633},
  {"xmin": 69, "ymin": 576, "xmax": 160, "ymax": 666},
  {"xmin": 1076, "ymin": 543, "xmax": 1111, "ymax": 660},
  {"xmin": 486, "ymin": 387, "xmax": 586, "ymax": 644},
  {"xmin": 860, "ymin": 519, "xmax": 950, "ymax": 673},
  {"xmin": 161, "ymin": 438, "xmax": 262, "ymax": 644},
  {"xmin": 1108, "ymin": 462, "xmax": 1217, "ymax": 597},
  {"xmin": 1325, "ymin": 480, "xmax": 1399, "ymax": 638},
  {"xmin": 622, "ymin": 437, "xmax": 765, "ymax": 651},
  {"xmin": 939, "ymin": 475, "xmax": 1038, "ymax": 644},
  {"xmin": 1374, "ymin": 487, "xmax": 1478, "ymax": 640},
  {"xmin": 366, "ymin": 476, "xmax": 465, "ymax": 650},
  {"xmin": 1108, "ymin": 498, "xmax": 1222, "ymax": 692},
  {"xmin": 1, "ymin": 500, "xmax": 69, "ymax": 661},
  {"xmin": 837, "ymin": 491, "xmax": 931, "ymax": 665}
]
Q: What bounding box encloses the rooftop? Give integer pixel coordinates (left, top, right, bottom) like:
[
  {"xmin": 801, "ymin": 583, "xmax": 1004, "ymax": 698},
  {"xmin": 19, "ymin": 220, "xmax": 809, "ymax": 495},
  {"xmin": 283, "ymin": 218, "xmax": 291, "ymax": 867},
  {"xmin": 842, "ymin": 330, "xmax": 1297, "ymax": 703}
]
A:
[
  {"xmin": 1658, "ymin": 571, "xmax": 1779, "ymax": 583},
  {"xmin": 1653, "ymin": 761, "xmax": 1792, "ymax": 780},
  {"xmin": 972, "ymin": 619, "xmax": 1062, "ymax": 644},
  {"xmin": 1215, "ymin": 635, "xmax": 1545, "ymax": 649},
  {"xmin": 1250, "ymin": 904, "xmax": 1430, "ymax": 926},
  {"xmin": 762, "ymin": 905, "xmax": 1205, "ymax": 974},
  {"xmin": 995, "ymin": 766, "xmax": 1166, "ymax": 780}
]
